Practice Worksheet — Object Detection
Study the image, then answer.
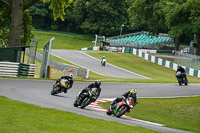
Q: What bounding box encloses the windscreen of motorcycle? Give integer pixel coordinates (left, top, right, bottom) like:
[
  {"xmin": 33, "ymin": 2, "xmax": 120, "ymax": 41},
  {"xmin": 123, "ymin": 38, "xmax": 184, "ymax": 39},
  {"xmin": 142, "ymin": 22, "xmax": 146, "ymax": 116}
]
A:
[
  {"xmin": 176, "ymin": 71, "xmax": 181, "ymax": 76},
  {"xmin": 60, "ymin": 79, "xmax": 69, "ymax": 88},
  {"xmin": 127, "ymin": 97, "xmax": 134, "ymax": 108},
  {"xmin": 91, "ymin": 88, "xmax": 97, "ymax": 96}
]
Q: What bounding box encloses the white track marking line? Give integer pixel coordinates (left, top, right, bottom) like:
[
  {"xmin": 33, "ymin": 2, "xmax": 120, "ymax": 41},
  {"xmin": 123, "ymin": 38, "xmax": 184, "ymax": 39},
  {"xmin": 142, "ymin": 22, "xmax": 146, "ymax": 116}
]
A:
[
  {"xmin": 79, "ymin": 51, "xmax": 150, "ymax": 79},
  {"xmin": 50, "ymin": 52, "xmax": 105, "ymax": 76}
]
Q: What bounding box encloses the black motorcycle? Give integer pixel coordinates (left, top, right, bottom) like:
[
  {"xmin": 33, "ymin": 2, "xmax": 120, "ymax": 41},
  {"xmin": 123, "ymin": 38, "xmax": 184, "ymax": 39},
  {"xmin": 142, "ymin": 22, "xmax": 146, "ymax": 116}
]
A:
[
  {"xmin": 74, "ymin": 87, "xmax": 97, "ymax": 109},
  {"xmin": 106, "ymin": 96, "xmax": 135, "ymax": 118},
  {"xmin": 176, "ymin": 71, "xmax": 188, "ymax": 86},
  {"xmin": 51, "ymin": 79, "xmax": 70, "ymax": 95}
]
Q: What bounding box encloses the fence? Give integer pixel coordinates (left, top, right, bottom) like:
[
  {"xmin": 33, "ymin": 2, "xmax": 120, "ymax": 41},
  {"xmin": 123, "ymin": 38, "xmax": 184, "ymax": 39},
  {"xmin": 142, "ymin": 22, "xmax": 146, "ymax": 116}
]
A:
[
  {"xmin": 26, "ymin": 49, "xmax": 89, "ymax": 78},
  {"xmin": 174, "ymin": 51, "xmax": 200, "ymax": 70},
  {"xmin": 122, "ymin": 47, "xmax": 200, "ymax": 78},
  {"xmin": 0, "ymin": 62, "xmax": 36, "ymax": 77}
]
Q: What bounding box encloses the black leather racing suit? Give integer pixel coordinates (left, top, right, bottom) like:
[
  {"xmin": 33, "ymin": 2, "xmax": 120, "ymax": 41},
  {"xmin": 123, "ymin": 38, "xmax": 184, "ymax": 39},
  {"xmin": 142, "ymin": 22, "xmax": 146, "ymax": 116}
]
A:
[
  {"xmin": 176, "ymin": 67, "xmax": 187, "ymax": 81},
  {"xmin": 79, "ymin": 83, "xmax": 101, "ymax": 102}
]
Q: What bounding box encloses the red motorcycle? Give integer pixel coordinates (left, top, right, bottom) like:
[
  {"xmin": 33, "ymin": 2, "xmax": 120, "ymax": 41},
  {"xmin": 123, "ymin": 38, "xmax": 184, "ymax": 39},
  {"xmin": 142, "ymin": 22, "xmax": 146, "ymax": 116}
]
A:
[{"xmin": 106, "ymin": 97, "xmax": 135, "ymax": 117}]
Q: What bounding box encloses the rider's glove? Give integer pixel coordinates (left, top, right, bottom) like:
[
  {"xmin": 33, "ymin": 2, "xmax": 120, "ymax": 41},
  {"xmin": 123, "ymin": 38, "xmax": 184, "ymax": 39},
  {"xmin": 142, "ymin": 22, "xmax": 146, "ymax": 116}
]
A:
[
  {"xmin": 92, "ymin": 98, "xmax": 96, "ymax": 102},
  {"xmin": 122, "ymin": 96, "xmax": 126, "ymax": 99}
]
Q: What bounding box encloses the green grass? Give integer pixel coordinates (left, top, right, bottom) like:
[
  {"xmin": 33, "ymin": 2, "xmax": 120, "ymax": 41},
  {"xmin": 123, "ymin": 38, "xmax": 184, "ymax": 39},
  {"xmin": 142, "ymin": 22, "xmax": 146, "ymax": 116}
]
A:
[
  {"xmin": 34, "ymin": 30, "xmax": 94, "ymax": 50},
  {"xmin": 32, "ymin": 30, "xmax": 200, "ymax": 83},
  {"xmin": 98, "ymin": 96, "xmax": 200, "ymax": 133},
  {"xmin": 0, "ymin": 96, "xmax": 161, "ymax": 133},
  {"xmin": 86, "ymin": 51, "xmax": 200, "ymax": 83},
  {"xmin": 34, "ymin": 50, "xmax": 200, "ymax": 83}
]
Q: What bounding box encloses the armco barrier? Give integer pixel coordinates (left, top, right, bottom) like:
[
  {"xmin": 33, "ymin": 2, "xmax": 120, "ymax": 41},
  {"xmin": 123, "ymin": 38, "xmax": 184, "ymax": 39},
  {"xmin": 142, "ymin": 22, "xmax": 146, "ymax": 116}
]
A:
[
  {"xmin": 0, "ymin": 62, "xmax": 19, "ymax": 77},
  {"xmin": 26, "ymin": 49, "xmax": 89, "ymax": 78},
  {"xmin": 0, "ymin": 62, "xmax": 36, "ymax": 77},
  {"xmin": 18, "ymin": 63, "xmax": 36, "ymax": 77},
  {"xmin": 122, "ymin": 47, "xmax": 200, "ymax": 78}
]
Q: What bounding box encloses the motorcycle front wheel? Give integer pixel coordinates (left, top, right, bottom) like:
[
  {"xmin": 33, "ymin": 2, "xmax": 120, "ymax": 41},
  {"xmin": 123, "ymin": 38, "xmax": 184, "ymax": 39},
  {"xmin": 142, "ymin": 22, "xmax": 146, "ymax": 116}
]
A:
[
  {"xmin": 80, "ymin": 97, "xmax": 91, "ymax": 109},
  {"xmin": 51, "ymin": 86, "xmax": 60, "ymax": 95},
  {"xmin": 106, "ymin": 107, "xmax": 112, "ymax": 115},
  {"xmin": 116, "ymin": 106, "xmax": 129, "ymax": 118},
  {"xmin": 73, "ymin": 98, "xmax": 79, "ymax": 107},
  {"xmin": 178, "ymin": 78, "xmax": 182, "ymax": 86}
]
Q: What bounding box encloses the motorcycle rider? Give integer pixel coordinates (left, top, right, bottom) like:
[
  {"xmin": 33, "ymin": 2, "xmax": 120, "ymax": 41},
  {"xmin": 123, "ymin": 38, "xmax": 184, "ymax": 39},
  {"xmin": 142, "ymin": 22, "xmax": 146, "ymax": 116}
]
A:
[
  {"xmin": 110, "ymin": 89, "xmax": 138, "ymax": 111},
  {"xmin": 78, "ymin": 80, "xmax": 101, "ymax": 102},
  {"xmin": 176, "ymin": 66, "xmax": 187, "ymax": 81},
  {"xmin": 101, "ymin": 56, "xmax": 106, "ymax": 65},
  {"xmin": 55, "ymin": 73, "xmax": 74, "ymax": 93}
]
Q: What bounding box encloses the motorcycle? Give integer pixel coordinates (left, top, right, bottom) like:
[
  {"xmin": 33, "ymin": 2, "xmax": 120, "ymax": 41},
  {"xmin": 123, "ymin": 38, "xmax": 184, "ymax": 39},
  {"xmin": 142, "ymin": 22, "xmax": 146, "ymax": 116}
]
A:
[
  {"xmin": 101, "ymin": 59, "xmax": 106, "ymax": 66},
  {"xmin": 106, "ymin": 97, "xmax": 135, "ymax": 118},
  {"xmin": 176, "ymin": 71, "xmax": 188, "ymax": 86},
  {"xmin": 74, "ymin": 87, "xmax": 97, "ymax": 109},
  {"xmin": 51, "ymin": 79, "xmax": 70, "ymax": 95}
]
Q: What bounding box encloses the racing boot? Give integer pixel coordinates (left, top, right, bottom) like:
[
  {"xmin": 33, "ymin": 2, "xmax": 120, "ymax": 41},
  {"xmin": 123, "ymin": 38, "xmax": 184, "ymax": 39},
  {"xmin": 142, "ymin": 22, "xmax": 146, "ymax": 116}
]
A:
[{"xmin": 64, "ymin": 88, "xmax": 68, "ymax": 93}]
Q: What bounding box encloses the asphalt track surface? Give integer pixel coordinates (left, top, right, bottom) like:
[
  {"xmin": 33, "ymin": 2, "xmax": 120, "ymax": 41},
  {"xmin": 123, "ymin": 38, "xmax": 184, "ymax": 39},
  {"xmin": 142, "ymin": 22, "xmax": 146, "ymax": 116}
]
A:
[
  {"xmin": 1, "ymin": 79, "xmax": 200, "ymax": 133},
  {"xmin": 51, "ymin": 49, "xmax": 149, "ymax": 79}
]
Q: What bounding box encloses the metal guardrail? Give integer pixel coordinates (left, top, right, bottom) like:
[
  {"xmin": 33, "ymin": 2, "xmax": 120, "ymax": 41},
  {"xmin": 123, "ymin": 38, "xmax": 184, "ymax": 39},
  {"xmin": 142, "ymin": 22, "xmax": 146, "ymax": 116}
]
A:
[
  {"xmin": 18, "ymin": 63, "xmax": 36, "ymax": 77},
  {"xmin": 26, "ymin": 49, "xmax": 89, "ymax": 78},
  {"xmin": 175, "ymin": 51, "xmax": 200, "ymax": 70},
  {"xmin": 0, "ymin": 62, "xmax": 36, "ymax": 77},
  {"xmin": 0, "ymin": 62, "xmax": 19, "ymax": 77},
  {"xmin": 122, "ymin": 47, "xmax": 200, "ymax": 78}
]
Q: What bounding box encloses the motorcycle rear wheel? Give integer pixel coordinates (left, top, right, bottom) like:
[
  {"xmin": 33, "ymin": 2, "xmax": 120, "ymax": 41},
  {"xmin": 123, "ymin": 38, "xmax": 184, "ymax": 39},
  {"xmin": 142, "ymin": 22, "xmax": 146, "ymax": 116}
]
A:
[
  {"xmin": 116, "ymin": 106, "xmax": 129, "ymax": 118},
  {"xmin": 185, "ymin": 79, "xmax": 188, "ymax": 85}
]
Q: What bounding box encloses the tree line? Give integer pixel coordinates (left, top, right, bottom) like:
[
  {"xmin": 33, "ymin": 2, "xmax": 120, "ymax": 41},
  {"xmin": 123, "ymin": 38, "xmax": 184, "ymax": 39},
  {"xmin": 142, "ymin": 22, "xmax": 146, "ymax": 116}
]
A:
[{"xmin": 0, "ymin": 0, "xmax": 200, "ymax": 55}]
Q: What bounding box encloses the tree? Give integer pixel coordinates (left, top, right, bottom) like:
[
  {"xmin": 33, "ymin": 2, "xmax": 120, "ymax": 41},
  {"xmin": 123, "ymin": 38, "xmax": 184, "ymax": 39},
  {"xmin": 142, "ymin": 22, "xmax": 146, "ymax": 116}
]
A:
[
  {"xmin": 73, "ymin": 0, "xmax": 128, "ymax": 36},
  {"xmin": 29, "ymin": 1, "xmax": 53, "ymax": 30},
  {"xmin": 0, "ymin": 0, "xmax": 72, "ymax": 47},
  {"xmin": 185, "ymin": 0, "xmax": 200, "ymax": 55},
  {"xmin": 162, "ymin": 0, "xmax": 191, "ymax": 51},
  {"xmin": 29, "ymin": 1, "xmax": 75, "ymax": 32},
  {"xmin": 0, "ymin": 2, "xmax": 10, "ymax": 47},
  {"xmin": 163, "ymin": 0, "xmax": 200, "ymax": 55},
  {"xmin": 128, "ymin": 0, "xmax": 167, "ymax": 34},
  {"xmin": 128, "ymin": 0, "xmax": 200, "ymax": 54}
]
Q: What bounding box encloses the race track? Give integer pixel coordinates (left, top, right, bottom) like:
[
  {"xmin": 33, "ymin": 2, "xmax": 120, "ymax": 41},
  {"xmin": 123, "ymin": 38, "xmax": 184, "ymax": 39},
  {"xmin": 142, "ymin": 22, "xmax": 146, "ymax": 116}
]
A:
[
  {"xmin": 51, "ymin": 50, "xmax": 148, "ymax": 79},
  {"xmin": 1, "ymin": 79, "xmax": 200, "ymax": 133}
]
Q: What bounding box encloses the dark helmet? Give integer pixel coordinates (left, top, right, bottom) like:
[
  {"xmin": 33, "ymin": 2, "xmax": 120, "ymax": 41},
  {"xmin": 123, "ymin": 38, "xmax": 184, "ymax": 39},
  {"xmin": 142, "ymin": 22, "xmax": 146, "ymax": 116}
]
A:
[
  {"xmin": 178, "ymin": 66, "xmax": 182, "ymax": 69},
  {"xmin": 95, "ymin": 80, "xmax": 101, "ymax": 87}
]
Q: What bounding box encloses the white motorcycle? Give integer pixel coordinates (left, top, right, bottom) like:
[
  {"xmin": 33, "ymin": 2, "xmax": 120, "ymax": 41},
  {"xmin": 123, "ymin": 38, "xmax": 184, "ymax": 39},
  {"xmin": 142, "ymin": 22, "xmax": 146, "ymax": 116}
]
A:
[{"xmin": 101, "ymin": 59, "xmax": 106, "ymax": 66}]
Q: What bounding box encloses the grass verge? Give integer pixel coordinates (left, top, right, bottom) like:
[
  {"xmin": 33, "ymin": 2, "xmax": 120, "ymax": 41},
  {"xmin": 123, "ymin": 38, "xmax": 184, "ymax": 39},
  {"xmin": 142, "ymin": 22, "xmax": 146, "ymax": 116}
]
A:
[
  {"xmin": 0, "ymin": 96, "xmax": 161, "ymax": 133},
  {"xmin": 34, "ymin": 30, "xmax": 94, "ymax": 50},
  {"xmin": 31, "ymin": 31, "xmax": 200, "ymax": 83},
  {"xmin": 86, "ymin": 51, "xmax": 200, "ymax": 83},
  {"xmin": 98, "ymin": 96, "xmax": 200, "ymax": 133},
  {"xmin": 33, "ymin": 50, "xmax": 200, "ymax": 83}
]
